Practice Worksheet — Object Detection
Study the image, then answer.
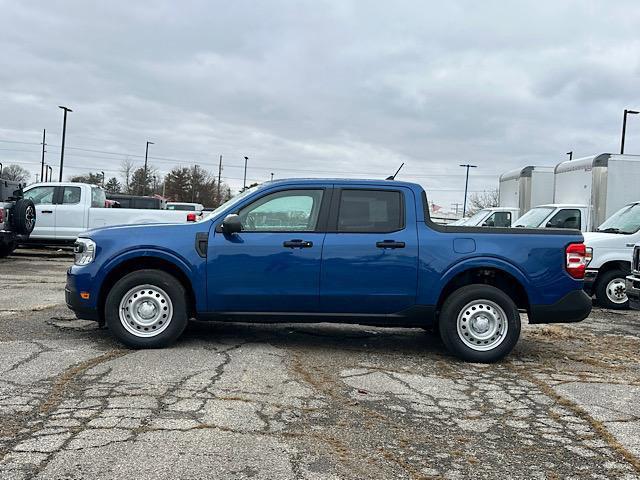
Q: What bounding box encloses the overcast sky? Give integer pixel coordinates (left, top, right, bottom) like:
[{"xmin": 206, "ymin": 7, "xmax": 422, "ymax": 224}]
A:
[{"xmin": 1, "ymin": 0, "xmax": 640, "ymax": 210}]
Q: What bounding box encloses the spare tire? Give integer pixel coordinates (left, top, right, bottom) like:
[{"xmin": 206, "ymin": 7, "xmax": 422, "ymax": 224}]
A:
[{"xmin": 11, "ymin": 199, "xmax": 36, "ymax": 235}]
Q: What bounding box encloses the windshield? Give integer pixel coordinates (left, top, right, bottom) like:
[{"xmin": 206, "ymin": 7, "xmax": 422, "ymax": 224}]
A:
[
  {"xmin": 513, "ymin": 206, "xmax": 554, "ymax": 228},
  {"xmin": 462, "ymin": 209, "xmax": 490, "ymax": 226},
  {"xmin": 202, "ymin": 186, "xmax": 260, "ymax": 220},
  {"xmin": 597, "ymin": 203, "xmax": 640, "ymax": 234}
]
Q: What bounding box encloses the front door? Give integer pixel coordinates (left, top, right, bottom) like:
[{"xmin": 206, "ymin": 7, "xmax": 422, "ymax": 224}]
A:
[
  {"xmin": 320, "ymin": 187, "xmax": 418, "ymax": 314},
  {"xmin": 207, "ymin": 188, "xmax": 328, "ymax": 312},
  {"xmin": 55, "ymin": 185, "xmax": 86, "ymax": 240},
  {"xmin": 22, "ymin": 185, "xmax": 57, "ymax": 239}
]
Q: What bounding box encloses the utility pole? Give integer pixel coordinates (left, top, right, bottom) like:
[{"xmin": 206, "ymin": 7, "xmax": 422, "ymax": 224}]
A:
[
  {"xmin": 58, "ymin": 106, "xmax": 72, "ymax": 181},
  {"xmin": 566, "ymin": 151, "xmax": 573, "ymax": 160},
  {"xmin": 101, "ymin": 171, "xmax": 105, "ymax": 187},
  {"xmin": 191, "ymin": 165, "xmax": 197, "ymax": 202},
  {"xmin": 621, "ymin": 109, "xmax": 639, "ymax": 154},
  {"xmin": 40, "ymin": 129, "xmax": 46, "ymax": 181},
  {"xmin": 459, "ymin": 164, "xmax": 477, "ymax": 217},
  {"xmin": 143, "ymin": 141, "xmax": 154, "ymax": 195},
  {"xmin": 217, "ymin": 155, "xmax": 223, "ymax": 203},
  {"xmin": 243, "ymin": 156, "xmax": 248, "ymax": 190},
  {"xmin": 451, "ymin": 202, "xmax": 462, "ymax": 215}
]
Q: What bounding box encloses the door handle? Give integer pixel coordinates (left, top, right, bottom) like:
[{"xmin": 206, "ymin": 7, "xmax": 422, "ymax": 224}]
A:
[
  {"xmin": 41, "ymin": 210, "xmax": 53, "ymax": 214},
  {"xmin": 376, "ymin": 240, "xmax": 405, "ymax": 249},
  {"xmin": 283, "ymin": 239, "xmax": 313, "ymax": 249}
]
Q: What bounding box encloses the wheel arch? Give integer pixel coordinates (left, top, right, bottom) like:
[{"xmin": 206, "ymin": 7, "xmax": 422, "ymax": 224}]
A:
[
  {"xmin": 436, "ymin": 264, "xmax": 531, "ymax": 313},
  {"xmin": 98, "ymin": 255, "xmax": 196, "ymax": 321}
]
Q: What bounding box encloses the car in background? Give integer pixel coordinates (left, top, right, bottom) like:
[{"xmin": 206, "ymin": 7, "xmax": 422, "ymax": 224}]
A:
[
  {"xmin": 0, "ymin": 178, "xmax": 36, "ymax": 257},
  {"xmin": 22, "ymin": 182, "xmax": 195, "ymax": 244},
  {"xmin": 626, "ymin": 244, "xmax": 640, "ymax": 310},
  {"xmin": 456, "ymin": 207, "xmax": 520, "ymax": 227}
]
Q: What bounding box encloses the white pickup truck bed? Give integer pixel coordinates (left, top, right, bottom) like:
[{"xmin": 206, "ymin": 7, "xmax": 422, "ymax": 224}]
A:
[{"xmin": 23, "ymin": 182, "xmax": 191, "ymax": 242}]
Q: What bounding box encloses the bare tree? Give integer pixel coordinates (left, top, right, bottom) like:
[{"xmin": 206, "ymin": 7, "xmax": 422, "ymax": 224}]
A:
[
  {"xmin": 0, "ymin": 164, "xmax": 30, "ymax": 182},
  {"xmin": 120, "ymin": 158, "xmax": 134, "ymax": 194},
  {"xmin": 468, "ymin": 189, "xmax": 499, "ymax": 215}
]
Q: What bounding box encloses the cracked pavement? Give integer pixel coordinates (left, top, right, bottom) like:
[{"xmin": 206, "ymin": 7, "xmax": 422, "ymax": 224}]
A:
[{"xmin": 1, "ymin": 249, "xmax": 640, "ymax": 479}]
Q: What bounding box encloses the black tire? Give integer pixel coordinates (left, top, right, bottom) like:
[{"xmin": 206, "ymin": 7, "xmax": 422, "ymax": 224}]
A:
[
  {"xmin": 0, "ymin": 240, "xmax": 17, "ymax": 258},
  {"xmin": 595, "ymin": 269, "xmax": 629, "ymax": 310},
  {"xmin": 105, "ymin": 269, "xmax": 188, "ymax": 348},
  {"xmin": 439, "ymin": 284, "xmax": 521, "ymax": 363},
  {"xmin": 11, "ymin": 199, "xmax": 36, "ymax": 235}
]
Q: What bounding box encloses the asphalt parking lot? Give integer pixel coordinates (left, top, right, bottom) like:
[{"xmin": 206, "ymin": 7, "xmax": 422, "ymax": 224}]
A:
[{"xmin": 1, "ymin": 249, "xmax": 639, "ymax": 479}]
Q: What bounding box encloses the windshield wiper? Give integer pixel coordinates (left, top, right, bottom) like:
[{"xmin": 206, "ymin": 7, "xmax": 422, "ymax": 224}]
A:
[{"xmin": 597, "ymin": 227, "xmax": 622, "ymax": 233}]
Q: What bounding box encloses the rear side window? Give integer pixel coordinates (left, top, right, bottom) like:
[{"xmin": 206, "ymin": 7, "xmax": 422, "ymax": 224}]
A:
[
  {"xmin": 547, "ymin": 209, "xmax": 581, "ymax": 229},
  {"xmin": 91, "ymin": 187, "xmax": 106, "ymax": 208},
  {"xmin": 62, "ymin": 186, "xmax": 81, "ymax": 204},
  {"xmin": 337, "ymin": 190, "xmax": 403, "ymax": 233},
  {"xmin": 485, "ymin": 211, "xmax": 511, "ymax": 227}
]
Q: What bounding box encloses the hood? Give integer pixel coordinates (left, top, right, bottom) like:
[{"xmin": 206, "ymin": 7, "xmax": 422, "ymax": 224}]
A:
[
  {"xmin": 81, "ymin": 221, "xmax": 201, "ymax": 239},
  {"xmin": 582, "ymin": 231, "xmax": 622, "ymax": 246}
]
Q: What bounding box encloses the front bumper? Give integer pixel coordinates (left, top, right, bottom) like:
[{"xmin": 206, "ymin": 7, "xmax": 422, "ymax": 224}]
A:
[
  {"xmin": 625, "ymin": 274, "xmax": 640, "ymax": 310},
  {"xmin": 583, "ymin": 269, "xmax": 598, "ymax": 295},
  {"xmin": 65, "ymin": 269, "xmax": 100, "ymax": 321},
  {"xmin": 528, "ymin": 289, "xmax": 593, "ymax": 324}
]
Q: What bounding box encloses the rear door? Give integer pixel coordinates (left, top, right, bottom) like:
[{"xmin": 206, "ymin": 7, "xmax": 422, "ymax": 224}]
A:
[
  {"xmin": 320, "ymin": 186, "xmax": 418, "ymax": 314},
  {"xmin": 22, "ymin": 185, "xmax": 57, "ymax": 239},
  {"xmin": 54, "ymin": 186, "xmax": 87, "ymax": 240}
]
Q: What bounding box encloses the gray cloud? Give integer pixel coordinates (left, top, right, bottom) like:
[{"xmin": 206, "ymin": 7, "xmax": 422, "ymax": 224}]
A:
[{"xmin": 1, "ymin": 0, "xmax": 640, "ymax": 208}]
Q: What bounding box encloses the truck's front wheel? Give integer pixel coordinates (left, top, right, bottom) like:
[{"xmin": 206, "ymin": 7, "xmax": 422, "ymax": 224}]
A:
[
  {"xmin": 595, "ymin": 269, "xmax": 629, "ymax": 310},
  {"xmin": 439, "ymin": 285, "xmax": 521, "ymax": 363},
  {"xmin": 105, "ymin": 269, "xmax": 188, "ymax": 348}
]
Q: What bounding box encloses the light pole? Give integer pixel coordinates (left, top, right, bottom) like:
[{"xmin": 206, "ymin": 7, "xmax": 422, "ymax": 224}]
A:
[
  {"xmin": 566, "ymin": 151, "xmax": 573, "ymax": 160},
  {"xmin": 143, "ymin": 141, "xmax": 154, "ymax": 195},
  {"xmin": 46, "ymin": 165, "xmax": 52, "ymax": 182},
  {"xmin": 459, "ymin": 164, "xmax": 477, "ymax": 217},
  {"xmin": 58, "ymin": 106, "xmax": 72, "ymax": 181},
  {"xmin": 41, "ymin": 129, "xmax": 46, "ymax": 181},
  {"xmin": 621, "ymin": 109, "xmax": 639, "ymax": 154},
  {"xmin": 270, "ymin": 172, "xmax": 274, "ymax": 181},
  {"xmin": 243, "ymin": 156, "xmax": 248, "ymax": 190},
  {"xmin": 0, "ymin": 162, "xmax": 3, "ymax": 177},
  {"xmin": 101, "ymin": 171, "xmax": 105, "ymax": 187}
]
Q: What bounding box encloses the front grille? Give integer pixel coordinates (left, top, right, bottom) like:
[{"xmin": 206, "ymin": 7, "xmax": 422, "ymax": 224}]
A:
[{"xmin": 633, "ymin": 246, "xmax": 640, "ymax": 273}]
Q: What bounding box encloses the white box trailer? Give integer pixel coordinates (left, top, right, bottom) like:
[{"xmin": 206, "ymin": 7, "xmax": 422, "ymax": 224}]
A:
[
  {"xmin": 498, "ymin": 165, "xmax": 555, "ymax": 215},
  {"xmin": 554, "ymin": 153, "xmax": 640, "ymax": 230}
]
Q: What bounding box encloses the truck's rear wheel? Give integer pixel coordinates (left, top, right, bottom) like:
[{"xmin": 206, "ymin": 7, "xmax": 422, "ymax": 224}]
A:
[
  {"xmin": 105, "ymin": 269, "xmax": 188, "ymax": 348},
  {"xmin": 439, "ymin": 285, "xmax": 521, "ymax": 362},
  {"xmin": 595, "ymin": 269, "xmax": 629, "ymax": 310}
]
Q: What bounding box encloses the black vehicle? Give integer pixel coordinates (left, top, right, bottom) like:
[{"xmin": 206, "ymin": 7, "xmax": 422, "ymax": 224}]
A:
[
  {"xmin": 0, "ymin": 178, "xmax": 36, "ymax": 257},
  {"xmin": 106, "ymin": 193, "xmax": 165, "ymax": 210}
]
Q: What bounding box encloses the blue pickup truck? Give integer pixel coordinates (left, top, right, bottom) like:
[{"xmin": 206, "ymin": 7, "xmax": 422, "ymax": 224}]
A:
[{"xmin": 66, "ymin": 179, "xmax": 592, "ymax": 362}]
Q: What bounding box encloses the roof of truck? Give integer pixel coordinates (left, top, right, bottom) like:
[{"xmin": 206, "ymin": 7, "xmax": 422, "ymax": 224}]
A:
[{"xmin": 266, "ymin": 178, "xmax": 422, "ymax": 189}]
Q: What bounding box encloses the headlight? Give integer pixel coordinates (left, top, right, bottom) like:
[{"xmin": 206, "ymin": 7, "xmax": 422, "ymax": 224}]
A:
[
  {"xmin": 74, "ymin": 238, "xmax": 96, "ymax": 266},
  {"xmin": 585, "ymin": 247, "xmax": 593, "ymax": 266}
]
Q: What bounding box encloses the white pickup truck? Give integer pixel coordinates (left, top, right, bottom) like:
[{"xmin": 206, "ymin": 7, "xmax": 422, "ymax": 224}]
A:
[{"xmin": 22, "ymin": 182, "xmax": 193, "ymax": 243}]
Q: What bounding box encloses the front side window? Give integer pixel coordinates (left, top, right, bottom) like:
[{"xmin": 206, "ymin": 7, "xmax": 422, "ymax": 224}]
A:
[
  {"xmin": 23, "ymin": 186, "xmax": 55, "ymax": 205},
  {"xmin": 62, "ymin": 186, "xmax": 81, "ymax": 204},
  {"xmin": 484, "ymin": 211, "xmax": 511, "ymax": 227},
  {"xmin": 546, "ymin": 209, "xmax": 581, "ymax": 229},
  {"xmin": 337, "ymin": 189, "xmax": 403, "ymax": 233},
  {"xmin": 238, "ymin": 189, "xmax": 324, "ymax": 232}
]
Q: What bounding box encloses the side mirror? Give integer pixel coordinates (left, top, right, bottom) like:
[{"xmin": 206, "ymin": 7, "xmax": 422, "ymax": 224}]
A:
[{"xmin": 222, "ymin": 214, "xmax": 242, "ymax": 234}]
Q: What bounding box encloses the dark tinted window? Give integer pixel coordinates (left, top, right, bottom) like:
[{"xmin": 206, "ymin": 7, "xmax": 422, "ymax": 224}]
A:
[
  {"xmin": 134, "ymin": 198, "xmax": 160, "ymax": 209},
  {"xmin": 337, "ymin": 190, "xmax": 403, "ymax": 233},
  {"xmin": 547, "ymin": 209, "xmax": 581, "ymax": 229},
  {"xmin": 484, "ymin": 211, "xmax": 511, "ymax": 227}
]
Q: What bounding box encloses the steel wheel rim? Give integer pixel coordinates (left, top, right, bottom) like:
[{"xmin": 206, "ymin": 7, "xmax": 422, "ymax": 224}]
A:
[
  {"xmin": 456, "ymin": 299, "xmax": 508, "ymax": 351},
  {"xmin": 606, "ymin": 278, "xmax": 627, "ymax": 304},
  {"xmin": 119, "ymin": 284, "xmax": 173, "ymax": 338}
]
